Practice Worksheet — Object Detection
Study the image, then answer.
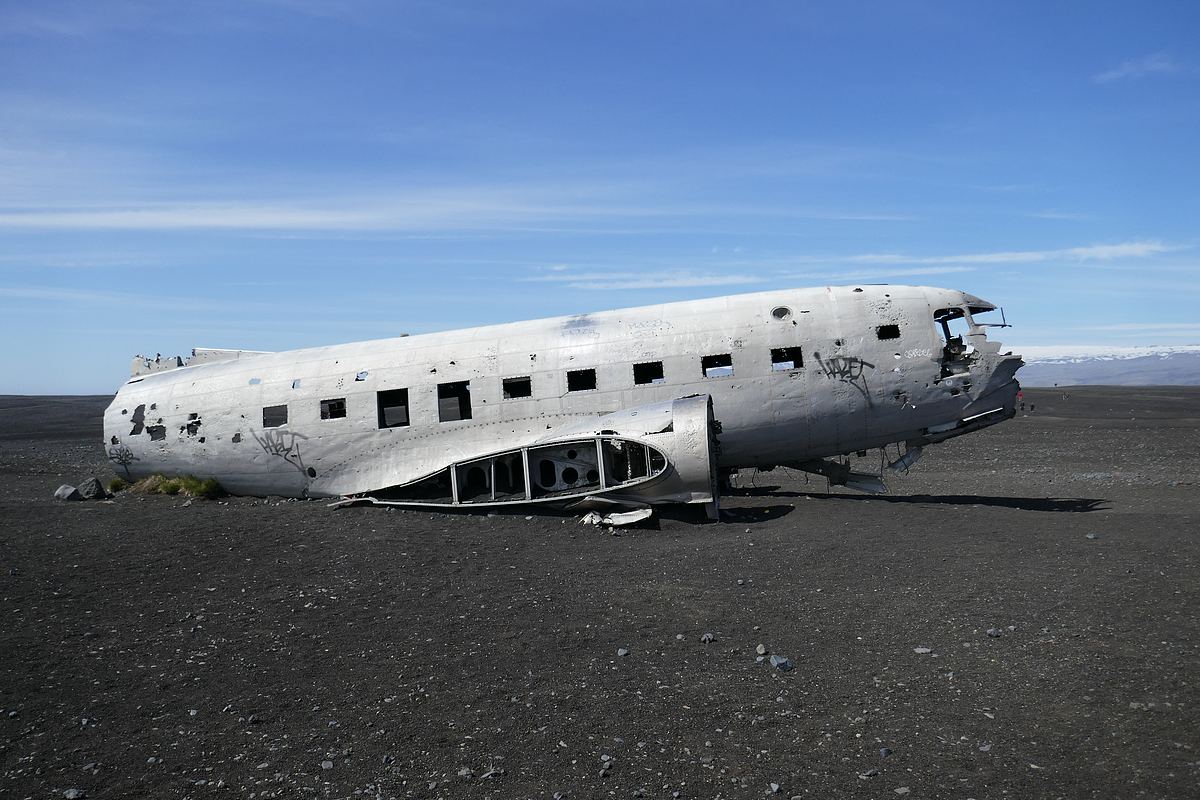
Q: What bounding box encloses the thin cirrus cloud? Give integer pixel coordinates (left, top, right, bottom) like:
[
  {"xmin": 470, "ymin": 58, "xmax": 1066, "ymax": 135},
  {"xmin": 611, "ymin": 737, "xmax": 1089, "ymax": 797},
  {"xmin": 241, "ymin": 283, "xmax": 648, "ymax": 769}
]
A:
[
  {"xmin": 846, "ymin": 241, "xmax": 1178, "ymax": 265},
  {"xmin": 522, "ymin": 264, "xmax": 978, "ymax": 292},
  {"xmin": 0, "ymin": 194, "xmax": 918, "ymax": 233},
  {"xmin": 524, "ymin": 269, "xmax": 766, "ymax": 291},
  {"xmin": 1093, "ymin": 52, "xmax": 1181, "ymax": 83},
  {"xmin": 780, "ymin": 266, "xmax": 975, "ymax": 282}
]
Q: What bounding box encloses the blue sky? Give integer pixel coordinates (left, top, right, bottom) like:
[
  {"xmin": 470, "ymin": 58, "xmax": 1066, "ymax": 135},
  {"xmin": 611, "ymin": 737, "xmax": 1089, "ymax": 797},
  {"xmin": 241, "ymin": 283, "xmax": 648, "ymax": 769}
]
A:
[{"xmin": 1, "ymin": 0, "xmax": 1197, "ymax": 393}]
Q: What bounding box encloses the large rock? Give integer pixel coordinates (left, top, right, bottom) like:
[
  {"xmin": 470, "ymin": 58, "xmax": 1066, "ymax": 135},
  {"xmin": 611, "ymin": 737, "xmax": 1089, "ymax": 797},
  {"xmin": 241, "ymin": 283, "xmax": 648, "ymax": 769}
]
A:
[
  {"xmin": 54, "ymin": 485, "xmax": 83, "ymax": 501},
  {"xmin": 77, "ymin": 477, "xmax": 108, "ymax": 500}
]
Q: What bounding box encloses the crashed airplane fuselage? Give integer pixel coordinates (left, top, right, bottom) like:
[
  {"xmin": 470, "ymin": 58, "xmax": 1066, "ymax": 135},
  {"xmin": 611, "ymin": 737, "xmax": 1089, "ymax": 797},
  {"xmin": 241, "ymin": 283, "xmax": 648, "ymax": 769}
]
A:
[{"xmin": 103, "ymin": 285, "xmax": 1023, "ymax": 516}]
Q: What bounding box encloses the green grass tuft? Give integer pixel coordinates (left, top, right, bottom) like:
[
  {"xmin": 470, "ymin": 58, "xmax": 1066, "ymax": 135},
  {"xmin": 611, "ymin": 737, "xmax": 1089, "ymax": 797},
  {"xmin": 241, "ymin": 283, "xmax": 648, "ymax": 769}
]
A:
[
  {"xmin": 107, "ymin": 476, "xmax": 129, "ymax": 493},
  {"xmin": 130, "ymin": 474, "xmax": 225, "ymax": 499}
]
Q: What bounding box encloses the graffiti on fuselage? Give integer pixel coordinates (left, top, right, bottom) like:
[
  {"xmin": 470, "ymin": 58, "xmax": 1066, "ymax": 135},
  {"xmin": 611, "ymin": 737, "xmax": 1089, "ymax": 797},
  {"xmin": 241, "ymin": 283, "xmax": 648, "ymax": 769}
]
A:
[
  {"xmin": 251, "ymin": 428, "xmax": 310, "ymax": 477},
  {"xmin": 814, "ymin": 352, "xmax": 876, "ymax": 401}
]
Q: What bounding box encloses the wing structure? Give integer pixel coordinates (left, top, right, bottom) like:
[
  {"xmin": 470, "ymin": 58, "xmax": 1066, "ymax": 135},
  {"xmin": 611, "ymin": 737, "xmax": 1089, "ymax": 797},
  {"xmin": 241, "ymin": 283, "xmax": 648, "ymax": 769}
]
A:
[{"xmin": 334, "ymin": 394, "xmax": 720, "ymax": 516}]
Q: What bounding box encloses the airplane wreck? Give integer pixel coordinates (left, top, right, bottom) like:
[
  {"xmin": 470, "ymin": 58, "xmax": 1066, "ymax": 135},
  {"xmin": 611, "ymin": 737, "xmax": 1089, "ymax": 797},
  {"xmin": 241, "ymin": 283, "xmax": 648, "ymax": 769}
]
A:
[{"xmin": 104, "ymin": 285, "xmax": 1023, "ymax": 518}]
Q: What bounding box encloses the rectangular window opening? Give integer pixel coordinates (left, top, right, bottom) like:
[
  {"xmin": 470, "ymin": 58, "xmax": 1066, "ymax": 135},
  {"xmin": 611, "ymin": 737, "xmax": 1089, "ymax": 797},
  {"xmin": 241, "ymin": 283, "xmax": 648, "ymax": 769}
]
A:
[
  {"xmin": 437, "ymin": 380, "xmax": 472, "ymax": 422},
  {"xmin": 262, "ymin": 404, "xmax": 288, "ymax": 428},
  {"xmin": 503, "ymin": 376, "xmax": 532, "ymax": 399},
  {"xmin": 771, "ymin": 346, "xmax": 804, "ymax": 371},
  {"xmin": 377, "ymin": 388, "xmax": 410, "ymax": 428},
  {"xmin": 320, "ymin": 397, "xmax": 347, "ymax": 420},
  {"xmin": 876, "ymin": 324, "xmax": 901, "ymax": 340},
  {"xmin": 633, "ymin": 360, "xmax": 665, "ymax": 385},
  {"xmin": 566, "ymin": 368, "xmax": 597, "ymax": 392},
  {"xmin": 701, "ymin": 353, "xmax": 733, "ymax": 378}
]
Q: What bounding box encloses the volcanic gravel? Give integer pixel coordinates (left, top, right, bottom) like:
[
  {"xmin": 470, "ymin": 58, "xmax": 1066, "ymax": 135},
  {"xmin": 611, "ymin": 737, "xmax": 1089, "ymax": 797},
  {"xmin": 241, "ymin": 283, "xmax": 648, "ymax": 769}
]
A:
[{"xmin": 1, "ymin": 388, "xmax": 1198, "ymax": 799}]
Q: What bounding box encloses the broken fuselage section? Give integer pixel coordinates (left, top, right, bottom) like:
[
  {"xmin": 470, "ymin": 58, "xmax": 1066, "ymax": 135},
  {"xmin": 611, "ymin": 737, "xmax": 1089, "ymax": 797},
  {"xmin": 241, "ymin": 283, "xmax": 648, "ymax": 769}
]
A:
[{"xmin": 104, "ymin": 285, "xmax": 1022, "ymax": 515}]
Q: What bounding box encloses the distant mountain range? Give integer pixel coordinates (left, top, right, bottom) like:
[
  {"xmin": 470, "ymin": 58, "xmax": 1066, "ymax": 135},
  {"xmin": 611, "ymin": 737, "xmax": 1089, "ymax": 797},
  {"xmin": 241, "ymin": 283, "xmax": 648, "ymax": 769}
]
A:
[{"xmin": 1013, "ymin": 345, "xmax": 1200, "ymax": 386}]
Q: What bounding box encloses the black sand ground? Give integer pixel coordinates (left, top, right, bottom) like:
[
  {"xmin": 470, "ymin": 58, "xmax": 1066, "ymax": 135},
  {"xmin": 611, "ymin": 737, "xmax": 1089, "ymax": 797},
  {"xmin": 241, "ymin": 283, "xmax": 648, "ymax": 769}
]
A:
[{"xmin": 1, "ymin": 388, "xmax": 1198, "ymax": 800}]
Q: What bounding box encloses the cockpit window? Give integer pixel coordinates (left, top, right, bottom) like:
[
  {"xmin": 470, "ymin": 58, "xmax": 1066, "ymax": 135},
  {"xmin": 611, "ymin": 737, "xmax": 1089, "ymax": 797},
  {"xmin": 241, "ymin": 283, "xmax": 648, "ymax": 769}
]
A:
[{"xmin": 933, "ymin": 308, "xmax": 973, "ymax": 376}]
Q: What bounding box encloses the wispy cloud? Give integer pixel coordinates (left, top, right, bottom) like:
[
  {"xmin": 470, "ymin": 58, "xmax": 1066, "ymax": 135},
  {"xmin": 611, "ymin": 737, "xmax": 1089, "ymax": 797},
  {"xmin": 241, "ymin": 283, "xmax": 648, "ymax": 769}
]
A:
[
  {"xmin": 847, "ymin": 240, "xmax": 1178, "ymax": 265},
  {"xmin": 0, "ymin": 191, "xmax": 918, "ymax": 233},
  {"xmin": 780, "ymin": 266, "xmax": 975, "ymax": 282},
  {"xmin": 524, "ymin": 269, "xmax": 765, "ymax": 291},
  {"xmin": 1093, "ymin": 52, "xmax": 1181, "ymax": 83}
]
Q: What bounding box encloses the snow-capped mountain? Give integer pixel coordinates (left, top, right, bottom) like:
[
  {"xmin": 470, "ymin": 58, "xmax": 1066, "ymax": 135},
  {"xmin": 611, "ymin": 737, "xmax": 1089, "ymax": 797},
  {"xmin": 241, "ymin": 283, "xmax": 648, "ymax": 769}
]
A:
[{"xmin": 1012, "ymin": 344, "xmax": 1200, "ymax": 386}]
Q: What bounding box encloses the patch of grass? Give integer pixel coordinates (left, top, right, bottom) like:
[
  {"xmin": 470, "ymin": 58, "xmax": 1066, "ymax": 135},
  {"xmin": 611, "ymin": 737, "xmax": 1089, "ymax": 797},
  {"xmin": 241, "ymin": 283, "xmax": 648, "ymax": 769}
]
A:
[
  {"xmin": 107, "ymin": 476, "xmax": 129, "ymax": 493},
  {"xmin": 130, "ymin": 474, "xmax": 225, "ymax": 500}
]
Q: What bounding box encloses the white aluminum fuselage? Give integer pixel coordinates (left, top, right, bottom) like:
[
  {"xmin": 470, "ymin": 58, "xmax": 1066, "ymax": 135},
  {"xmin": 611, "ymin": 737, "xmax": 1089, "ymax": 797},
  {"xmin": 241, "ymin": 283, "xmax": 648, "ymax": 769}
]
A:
[{"xmin": 103, "ymin": 285, "xmax": 1023, "ymax": 499}]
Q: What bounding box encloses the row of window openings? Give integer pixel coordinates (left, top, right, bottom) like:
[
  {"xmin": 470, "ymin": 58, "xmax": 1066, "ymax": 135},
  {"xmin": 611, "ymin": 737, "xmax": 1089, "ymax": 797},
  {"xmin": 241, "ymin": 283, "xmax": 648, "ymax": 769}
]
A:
[{"xmin": 261, "ymin": 346, "xmax": 814, "ymax": 429}]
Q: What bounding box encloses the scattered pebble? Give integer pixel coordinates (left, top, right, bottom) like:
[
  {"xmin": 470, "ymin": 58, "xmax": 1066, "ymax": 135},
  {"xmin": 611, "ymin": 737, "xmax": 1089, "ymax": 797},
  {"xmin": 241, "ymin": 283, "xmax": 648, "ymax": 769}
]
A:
[
  {"xmin": 756, "ymin": 643, "xmax": 768, "ymax": 655},
  {"xmin": 913, "ymin": 646, "xmax": 932, "ymax": 654},
  {"xmin": 769, "ymin": 654, "xmax": 794, "ymax": 671},
  {"xmin": 700, "ymin": 632, "xmax": 715, "ymax": 644},
  {"xmin": 1086, "ymin": 533, "xmax": 1099, "ymax": 540},
  {"xmin": 617, "ymin": 648, "xmax": 629, "ymax": 657},
  {"xmin": 321, "ymin": 760, "xmax": 334, "ymax": 770},
  {"xmin": 986, "ymin": 627, "xmax": 1002, "ymax": 638}
]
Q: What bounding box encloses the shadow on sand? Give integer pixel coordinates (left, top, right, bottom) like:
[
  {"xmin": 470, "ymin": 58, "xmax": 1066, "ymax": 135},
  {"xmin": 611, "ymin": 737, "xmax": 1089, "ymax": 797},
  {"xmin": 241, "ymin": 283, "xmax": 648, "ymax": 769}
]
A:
[
  {"xmin": 729, "ymin": 486, "xmax": 1108, "ymax": 513},
  {"xmin": 658, "ymin": 503, "xmax": 797, "ymax": 525}
]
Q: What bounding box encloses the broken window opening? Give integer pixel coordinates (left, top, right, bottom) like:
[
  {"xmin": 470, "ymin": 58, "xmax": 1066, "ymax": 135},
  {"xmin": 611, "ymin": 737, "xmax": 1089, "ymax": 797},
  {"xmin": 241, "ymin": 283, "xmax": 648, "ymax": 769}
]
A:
[
  {"xmin": 633, "ymin": 361, "xmax": 666, "ymax": 385},
  {"xmin": 377, "ymin": 388, "xmax": 410, "ymax": 428},
  {"xmin": 262, "ymin": 404, "xmax": 288, "ymax": 428},
  {"xmin": 770, "ymin": 347, "xmax": 804, "ymax": 371},
  {"xmin": 934, "ymin": 308, "xmax": 974, "ymax": 377},
  {"xmin": 876, "ymin": 324, "xmax": 901, "ymax": 340},
  {"xmin": 147, "ymin": 425, "xmax": 167, "ymax": 441},
  {"xmin": 701, "ymin": 353, "xmax": 733, "ymax": 378},
  {"xmin": 503, "ymin": 376, "xmax": 533, "ymax": 399},
  {"xmin": 566, "ymin": 368, "xmax": 597, "ymax": 392},
  {"xmin": 437, "ymin": 381, "xmax": 472, "ymax": 422},
  {"xmin": 320, "ymin": 398, "xmax": 347, "ymax": 420}
]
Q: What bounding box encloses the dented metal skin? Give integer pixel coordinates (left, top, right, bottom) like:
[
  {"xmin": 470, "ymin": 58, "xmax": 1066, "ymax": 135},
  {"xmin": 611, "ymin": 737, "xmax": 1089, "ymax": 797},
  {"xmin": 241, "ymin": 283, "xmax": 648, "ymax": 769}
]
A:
[{"xmin": 103, "ymin": 285, "xmax": 1023, "ymax": 511}]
